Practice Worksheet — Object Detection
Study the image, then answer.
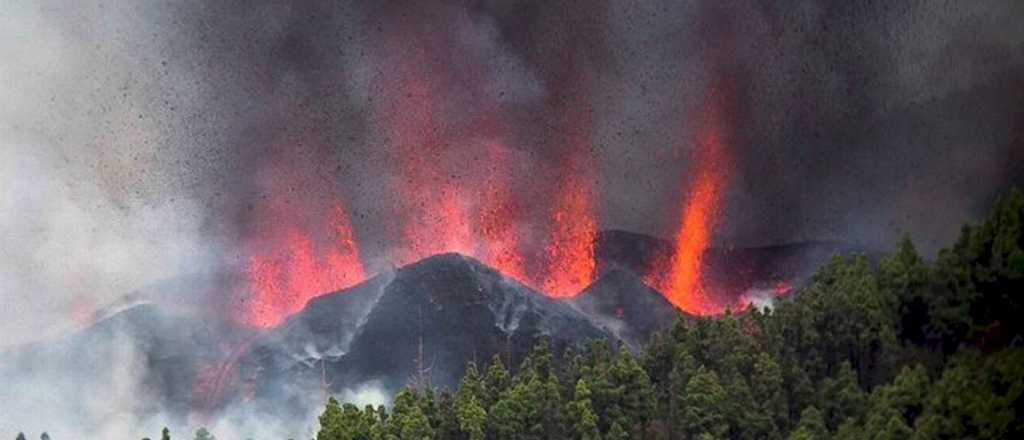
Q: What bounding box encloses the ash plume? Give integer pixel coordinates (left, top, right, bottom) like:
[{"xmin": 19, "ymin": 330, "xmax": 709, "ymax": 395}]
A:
[{"xmin": 1, "ymin": 0, "xmax": 1022, "ymax": 437}]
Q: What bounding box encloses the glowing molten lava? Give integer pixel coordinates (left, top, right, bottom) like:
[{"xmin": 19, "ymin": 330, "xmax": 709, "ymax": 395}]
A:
[
  {"xmin": 376, "ymin": 34, "xmax": 596, "ymax": 297},
  {"xmin": 541, "ymin": 151, "xmax": 598, "ymax": 297},
  {"xmin": 647, "ymin": 86, "xmax": 731, "ymax": 314},
  {"xmin": 536, "ymin": 58, "xmax": 598, "ymax": 297},
  {"xmin": 476, "ymin": 141, "xmax": 529, "ymax": 283},
  {"xmin": 245, "ymin": 203, "xmax": 366, "ymax": 327},
  {"xmin": 395, "ymin": 81, "xmax": 475, "ymax": 263},
  {"xmin": 244, "ymin": 27, "xmax": 603, "ymax": 322}
]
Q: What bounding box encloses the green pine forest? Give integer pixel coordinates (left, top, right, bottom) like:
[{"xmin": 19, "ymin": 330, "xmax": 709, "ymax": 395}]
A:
[{"xmin": 309, "ymin": 188, "xmax": 1024, "ymax": 440}]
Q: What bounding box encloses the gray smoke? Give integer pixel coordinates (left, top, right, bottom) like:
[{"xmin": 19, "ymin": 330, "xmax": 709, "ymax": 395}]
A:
[{"xmin": 1, "ymin": 0, "xmax": 1022, "ymax": 436}]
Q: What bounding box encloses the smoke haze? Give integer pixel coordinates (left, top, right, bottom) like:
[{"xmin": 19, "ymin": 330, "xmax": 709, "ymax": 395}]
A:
[{"xmin": 1, "ymin": 0, "xmax": 1022, "ymax": 436}]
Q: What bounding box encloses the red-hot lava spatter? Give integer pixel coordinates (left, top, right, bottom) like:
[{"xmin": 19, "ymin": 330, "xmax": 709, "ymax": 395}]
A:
[
  {"xmin": 647, "ymin": 86, "xmax": 731, "ymax": 314},
  {"xmin": 534, "ymin": 57, "xmax": 599, "ymax": 297},
  {"xmin": 475, "ymin": 141, "xmax": 529, "ymax": 283},
  {"xmin": 245, "ymin": 202, "xmax": 367, "ymax": 327},
  {"xmin": 375, "ymin": 31, "xmax": 598, "ymax": 296},
  {"xmin": 541, "ymin": 150, "xmax": 598, "ymax": 297},
  {"xmin": 381, "ymin": 42, "xmax": 476, "ymax": 266}
]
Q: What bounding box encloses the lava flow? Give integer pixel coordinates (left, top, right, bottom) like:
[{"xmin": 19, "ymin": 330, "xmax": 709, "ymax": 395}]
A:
[{"xmin": 646, "ymin": 84, "xmax": 732, "ymax": 314}]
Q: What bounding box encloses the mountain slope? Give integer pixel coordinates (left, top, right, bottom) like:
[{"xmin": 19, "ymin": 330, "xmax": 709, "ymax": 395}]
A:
[
  {"xmin": 334, "ymin": 253, "xmax": 611, "ymax": 390},
  {"xmin": 570, "ymin": 269, "xmax": 685, "ymax": 349},
  {"xmin": 239, "ymin": 253, "xmax": 614, "ymax": 416}
]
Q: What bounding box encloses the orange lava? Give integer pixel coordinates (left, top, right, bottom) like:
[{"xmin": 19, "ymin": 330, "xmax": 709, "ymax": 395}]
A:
[
  {"xmin": 242, "ymin": 28, "xmax": 603, "ymax": 323},
  {"xmin": 647, "ymin": 86, "xmax": 731, "ymax": 314},
  {"xmin": 245, "ymin": 202, "xmax": 366, "ymax": 327},
  {"xmin": 535, "ymin": 57, "xmax": 598, "ymax": 297},
  {"xmin": 541, "ymin": 151, "xmax": 597, "ymax": 297},
  {"xmin": 376, "ymin": 35, "xmax": 596, "ymax": 297},
  {"xmin": 380, "ymin": 42, "xmax": 475, "ymax": 267},
  {"xmin": 476, "ymin": 141, "xmax": 529, "ymax": 283}
]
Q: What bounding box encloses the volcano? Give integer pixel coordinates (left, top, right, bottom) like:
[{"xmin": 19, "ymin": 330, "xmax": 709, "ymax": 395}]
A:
[
  {"xmin": 0, "ymin": 232, "xmax": 874, "ymax": 428},
  {"xmin": 235, "ymin": 253, "xmax": 614, "ymax": 419},
  {"xmin": 0, "ymin": 301, "xmax": 258, "ymax": 424},
  {"xmin": 595, "ymin": 229, "xmax": 879, "ymax": 308},
  {"xmin": 245, "ymin": 253, "xmax": 613, "ymax": 384},
  {"xmin": 570, "ymin": 269, "xmax": 685, "ymax": 349}
]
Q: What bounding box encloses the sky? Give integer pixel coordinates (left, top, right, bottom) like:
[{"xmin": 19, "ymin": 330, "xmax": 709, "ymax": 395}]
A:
[{"xmin": 1, "ymin": 0, "xmax": 1022, "ymax": 346}]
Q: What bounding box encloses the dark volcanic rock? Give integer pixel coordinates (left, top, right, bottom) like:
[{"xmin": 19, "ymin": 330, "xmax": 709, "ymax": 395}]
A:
[
  {"xmin": 237, "ymin": 273, "xmax": 392, "ymax": 418},
  {"xmin": 595, "ymin": 229, "xmax": 880, "ymax": 306},
  {"xmin": 10, "ymin": 233, "xmax": 876, "ymax": 427},
  {"xmin": 595, "ymin": 230, "xmax": 670, "ymax": 275},
  {"xmin": 254, "ymin": 273, "xmax": 391, "ymax": 370},
  {"xmin": 570, "ymin": 269, "xmax": 685, "ymax": 349},
  {"xmin": 244, "ymin": 253, "xmax": 614, "ymax": 411},
  {"xmin": 334, "ymin": 253, "xmax": 611, "ymax": 391}
]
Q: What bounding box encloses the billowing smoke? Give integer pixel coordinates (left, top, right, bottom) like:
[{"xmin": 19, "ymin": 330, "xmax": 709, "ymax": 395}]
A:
[{"xmin": 2, "ymin": 0, "xmax": 1022, "ymax": 437}]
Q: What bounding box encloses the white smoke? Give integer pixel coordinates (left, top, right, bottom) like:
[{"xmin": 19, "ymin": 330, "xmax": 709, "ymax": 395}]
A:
[{"xmin": 0, "ymin": 0, "xmax": 221, "ymax": 347}]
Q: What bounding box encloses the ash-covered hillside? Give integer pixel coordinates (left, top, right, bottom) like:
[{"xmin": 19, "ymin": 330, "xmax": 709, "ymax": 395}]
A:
[
  {"xmin": 239, "ymin": 253, "xmax": 615, "ymax": 419},
  {"xmin": 0, "ymin": 231, "xmax": 873, "ymax": 435}
]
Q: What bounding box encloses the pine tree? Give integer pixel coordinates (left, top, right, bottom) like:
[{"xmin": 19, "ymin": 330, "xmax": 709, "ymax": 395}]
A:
[
  {"xmin": 681, "ymin": 367, "xmax": 728, "ymax": 439},
  {"xmin": 609, "ymin": 348, "xmax": 654, "ymax": 434},
  {"xmin": 607, "ymin": 421, "xmax": 628, "ymax": 440},
  {"xmin": 161, "ymin": 427, "xmax": 171, "ymax": 440},
  {"xmin": 788, "ymin": 406, "xmax": 827, "ymax": 440},
  {"xmin": 16, "ymin": 433, "xmax": 26, "ymax": 440},
  {"xmin": 523, "ymin": 338, "xmax": 555, "ymax": 380},
  {"xmin": 399, "ymin": 406, "xmax": 434, "ymax": 440},
  {"xmin": 456, "ymin": 363, "xmax": 487, "ymax": 439},
  {"xmin": 487, "ymin": 385, "xmax": 527, "ymax": 440},
  {"xmin": 668, "ymin": 348, "xmax": 698, "ymax": 438},
  {"xmin": 457, "ymin": 363, "xmax": 484, "ymax": 407},
  {"xmin": 343, "ymin": 403, "xmax": 375, "ymax": 440},
  {"xmin": 520, "ymin": 370, "xmax": 565, "ymax": 439},
  {"xmin": 820, "ymin": 361, "xmax": 867, "ymax": 431},
  {"xmin": 866, "ymin": 364, "xmax": 928, "ymax": 435},
  {"xmin": 484, "ymin": 354, "xmax": 511, "ymax": 409},
  {"xmin": 434, "ymin": 391, "xmax": 462, "ymax": 440},
  {"xmin": 834, "ymin": 418, "xmax": 864, "ymax": 440},
  {"xmin": 914, "ymin": 347, "xmax": 1024, "ymax": 439},
  {"xmin": 456, "ymin": 396, "xmax": 486, "ymax": 440},
  {"xmin": 421, "ymin": 387, "xmax": 440, "ymax": 434},
  {"xmin": 387, "ymin": 387, "xmax": 434, "ymax": 440},
  {"xmin": 317, "ymin": 397, "xmax": 345, "ymax": 440},
  {"xmin": 570, "ymin": 379, "xmax": 601, "ymax": 440},
  {"xmin": 879, "ymin": 236, "xmax": 930, "ymax": 344},
  {"xmin": 751, "ymin": 351, "xmax": 787, "ymax": 435}
]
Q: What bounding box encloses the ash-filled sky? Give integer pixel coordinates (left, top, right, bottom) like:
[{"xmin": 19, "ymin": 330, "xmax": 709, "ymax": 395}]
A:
[{"xmin": 2, "ymin": 0, "xmax": 1023, "ymax": 346}]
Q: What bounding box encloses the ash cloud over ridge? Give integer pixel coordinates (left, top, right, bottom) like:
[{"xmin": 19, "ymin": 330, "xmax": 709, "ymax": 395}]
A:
[
  {"xmin": 0, "ymin": 0, "xmax": 1021, "ymax": 394},
  {"xmin": 2, "ymin": 0, "xmax": 1023, "ymax": 437}
]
